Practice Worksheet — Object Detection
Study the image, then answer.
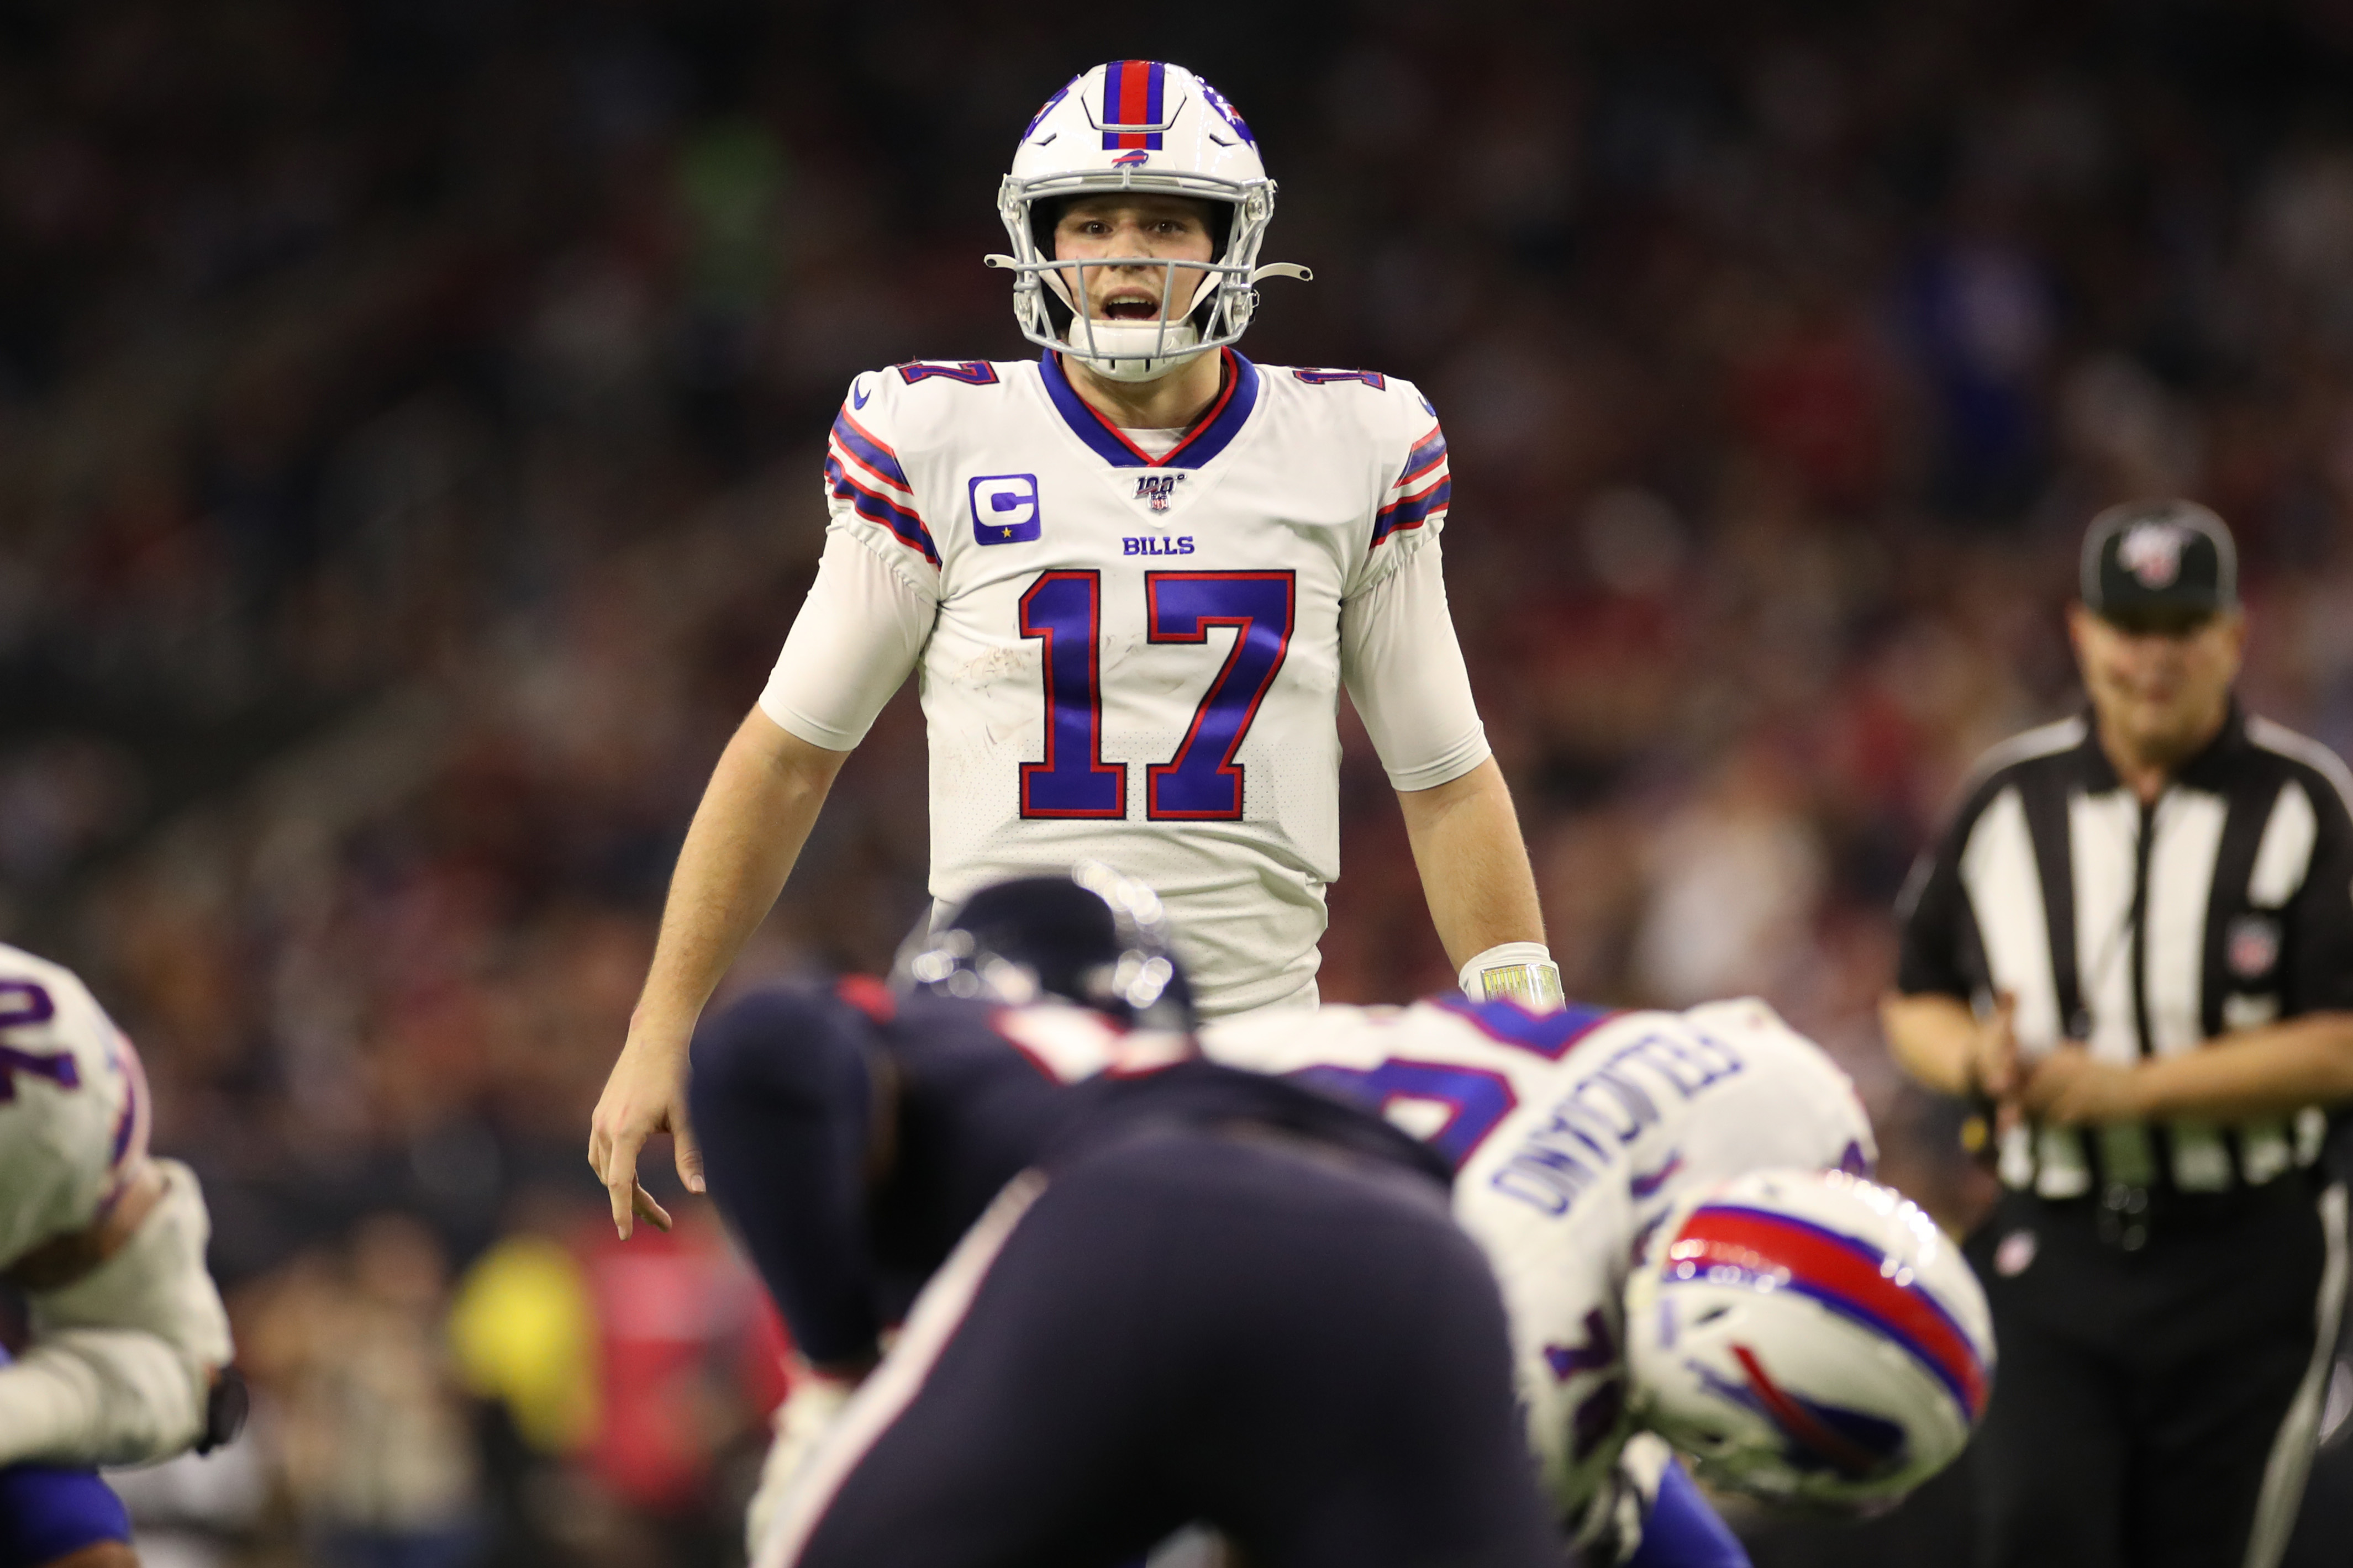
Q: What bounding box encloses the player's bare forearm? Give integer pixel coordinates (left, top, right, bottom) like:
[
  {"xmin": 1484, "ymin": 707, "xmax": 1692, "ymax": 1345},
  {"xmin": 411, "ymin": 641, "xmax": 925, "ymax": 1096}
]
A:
[
  {"xmin": 591, "ymin": 706, "xmax": 850, "ymax": 1235},
  {"xmin": 1396, "ymin": 757, "xmax": 1544, "ymax": 970},
  {"xmin": 2023, "ymin": 1010, "xmax": 2353, "ymax": 1124},
  {"xmin": 635, "ymin": 708, "xmax": 849, "ymax": 1036}
]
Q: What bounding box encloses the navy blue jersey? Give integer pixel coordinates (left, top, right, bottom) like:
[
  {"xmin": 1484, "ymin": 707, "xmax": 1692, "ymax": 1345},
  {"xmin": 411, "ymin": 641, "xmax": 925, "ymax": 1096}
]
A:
[{"xmin": 690, "ymin": 980, "xmax": 1447, "ymax": 1369}]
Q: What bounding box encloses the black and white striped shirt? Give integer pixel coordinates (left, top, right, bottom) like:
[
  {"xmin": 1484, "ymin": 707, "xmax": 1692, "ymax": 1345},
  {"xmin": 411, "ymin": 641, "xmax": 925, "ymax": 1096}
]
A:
[{"xmin": 1897, "ymin": 702, "xmax": 2353, "ymax": 1197}]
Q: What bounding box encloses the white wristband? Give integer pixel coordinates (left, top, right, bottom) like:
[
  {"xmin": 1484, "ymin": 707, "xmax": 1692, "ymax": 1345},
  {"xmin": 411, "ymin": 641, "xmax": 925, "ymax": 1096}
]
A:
[{"xmin": 1459, "ymin": 942, "xmax": 1565, "ymax": 1011}]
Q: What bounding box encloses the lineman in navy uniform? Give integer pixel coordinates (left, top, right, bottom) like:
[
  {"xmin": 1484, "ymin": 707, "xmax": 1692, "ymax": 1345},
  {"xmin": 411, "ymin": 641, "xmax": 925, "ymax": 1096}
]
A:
[
  {"xmin": 691, "ymin": 868, "xmax": 1562, "ymax": 1568},
  {"xmin": 698, "ymin": 870, "xmax": 1996, "ymax": 1568},
  {"xmin": 1883, "ymin": 500, "xmax": 2353, "ymax": 1568}
]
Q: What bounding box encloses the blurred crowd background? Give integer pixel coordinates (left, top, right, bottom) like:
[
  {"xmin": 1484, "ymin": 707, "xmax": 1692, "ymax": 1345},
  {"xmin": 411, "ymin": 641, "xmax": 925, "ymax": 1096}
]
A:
[{"xmin": 7, "ymin": 0, "xmax": 2353, "ymax": 1562}]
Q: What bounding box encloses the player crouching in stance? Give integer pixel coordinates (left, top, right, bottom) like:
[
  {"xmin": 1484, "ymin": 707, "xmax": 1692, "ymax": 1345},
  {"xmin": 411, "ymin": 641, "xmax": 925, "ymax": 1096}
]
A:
[
  {"xmin": 694, "ymin": 869, "xmax": 1994, "ymax": 1567},
  {"xmin": 693, "ymin": 868, "xmax": 1564, "ymax": 1568},
  {"xmin": 1200, "ymin": 982, "xmax": 1994, "ymax": 1559},
  {"xmin": 0, "ymin": 946, "xmax": 240, "ymax": 1568}
]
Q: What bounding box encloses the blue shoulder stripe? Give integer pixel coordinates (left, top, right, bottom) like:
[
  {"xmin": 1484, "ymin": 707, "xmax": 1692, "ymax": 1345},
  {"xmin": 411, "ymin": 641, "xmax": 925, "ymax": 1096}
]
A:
[
  {"xmin": 826, "ymin": 455, "xmax": 939, "ymax": 564},
  {"xmin": 830, "ymin": 410, "xmax": 912, "ymax": 491},
  {"xmin": 1372, "ymin": 476, "xmax": 1451, "ymax": 546},
  {"xmin": 1398, "ymin": 428, "xmax": 1448, "ymax": 486}
]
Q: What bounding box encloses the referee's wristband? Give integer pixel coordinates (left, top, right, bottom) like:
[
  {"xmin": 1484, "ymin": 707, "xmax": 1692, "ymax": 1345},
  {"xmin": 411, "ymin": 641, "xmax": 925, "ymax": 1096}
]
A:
[{"xmin": 1459, "ymin": 942, "xmax": 1565, "ymax": 1012}]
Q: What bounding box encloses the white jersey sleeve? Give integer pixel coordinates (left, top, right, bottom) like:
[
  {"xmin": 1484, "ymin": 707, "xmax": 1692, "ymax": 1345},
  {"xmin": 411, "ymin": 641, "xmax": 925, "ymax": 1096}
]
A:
[
  {"xmin": 1340, "ymin": 535, "xmax": 1489, "ymax": 791},
  {"xmin": 1201, "ymin": 994, "xmax": 1875, "ymax": 1532},
  {"xmin": 759, "ymin": 529, "xmax": 938, "ymax": 751},
  {"xmin": 0, "ymin": 942, "xmax": 147, "ymax": 1273}
]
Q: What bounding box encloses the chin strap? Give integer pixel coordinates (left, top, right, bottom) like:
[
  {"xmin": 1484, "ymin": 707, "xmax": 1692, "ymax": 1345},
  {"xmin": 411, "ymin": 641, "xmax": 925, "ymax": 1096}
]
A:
[{"xmin": 1250, "ymin": 262, "xmax": 1313, "ymax": 283}]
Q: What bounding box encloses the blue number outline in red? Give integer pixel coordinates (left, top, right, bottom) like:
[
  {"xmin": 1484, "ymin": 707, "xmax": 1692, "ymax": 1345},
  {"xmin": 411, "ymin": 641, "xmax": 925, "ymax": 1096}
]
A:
[
  {"xmin": 1438, "ymin": 995, "xmax": 1618, "ymax": 1060},
  {"xmin": 1143, "ymin": 571, "xmax": 1295, "ymax": 820},
  {"xmin": 895, "ymin": 361, "xmax": 1000, "ymax": 386},
  {"xmin": 1290, "ymin": 1057, "xmax": 1518, "ymax": 1169},
  {"xmin": 1019, "ymin": 571, "xmax": 1126, "ymax": 819},
  {"xmin": 1292, "ymin": 368, "xmax": 1387, "ymax": 389}
]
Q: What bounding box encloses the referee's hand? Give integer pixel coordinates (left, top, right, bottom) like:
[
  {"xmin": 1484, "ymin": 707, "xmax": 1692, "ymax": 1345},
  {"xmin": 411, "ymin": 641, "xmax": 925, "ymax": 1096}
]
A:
[
  {"xmin": 2018, "ymin": 1048, "xmax": 2145, "ymax": 1126},
  {"xmin": 1970, "ymin": 991, "xmax": 2022, "ymax": 1099}
]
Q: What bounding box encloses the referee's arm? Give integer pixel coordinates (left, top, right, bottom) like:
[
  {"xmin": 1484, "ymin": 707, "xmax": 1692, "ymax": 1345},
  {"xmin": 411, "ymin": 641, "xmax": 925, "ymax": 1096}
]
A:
[
  {"xmin": 1881, "ymin": 809, "xmax": 2020, "ymax": 1104},
  {"xmin": 2022, "ymin": 794, "xmax": 2353, "ymax": 1126}
]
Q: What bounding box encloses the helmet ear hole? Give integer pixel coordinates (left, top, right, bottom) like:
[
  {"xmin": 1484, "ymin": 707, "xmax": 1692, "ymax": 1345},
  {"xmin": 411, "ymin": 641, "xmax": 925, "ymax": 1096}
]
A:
[{"xmin": 1029, "ymin": 197, "xmax": 1066, "ymax": 263}]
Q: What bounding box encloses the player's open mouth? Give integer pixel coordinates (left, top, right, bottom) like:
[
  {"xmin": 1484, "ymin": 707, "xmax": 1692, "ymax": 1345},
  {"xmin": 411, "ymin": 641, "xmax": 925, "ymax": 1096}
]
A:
[{"xmin": 1101, "ymin": 294, "xmax": 1161, "ymax": 320}]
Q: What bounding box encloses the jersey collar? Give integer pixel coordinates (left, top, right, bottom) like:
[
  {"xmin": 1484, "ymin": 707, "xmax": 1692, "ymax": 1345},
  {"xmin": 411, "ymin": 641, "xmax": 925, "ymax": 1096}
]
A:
[
  {"xmin": 1040, "ymin": 347, "xmax": 1260, "ymax": 470},
  {"xmin": 2072, "ymin": 698, "xmax": 2247, "ymax": 794}
]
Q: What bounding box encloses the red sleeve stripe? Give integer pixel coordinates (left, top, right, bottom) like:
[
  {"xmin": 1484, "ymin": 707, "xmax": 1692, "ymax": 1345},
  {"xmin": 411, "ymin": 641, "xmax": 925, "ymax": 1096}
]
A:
[
  {"xmin": 1371, "ymin": 477, "xmax": 1452, "ymax": 547},
  {"xmin": 1396, "ymin": 425, "xmax": 1449, "ymax": 488},
  {"xmin": 829, "ymin": 432, "xmax": 914, "ymax": 499}
]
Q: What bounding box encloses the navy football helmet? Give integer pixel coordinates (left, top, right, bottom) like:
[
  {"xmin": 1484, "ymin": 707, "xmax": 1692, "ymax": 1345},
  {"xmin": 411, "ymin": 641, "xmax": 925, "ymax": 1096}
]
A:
[{"xmin": 893, "ymin": 864, "xmax": 1196, "ymax": 1032}]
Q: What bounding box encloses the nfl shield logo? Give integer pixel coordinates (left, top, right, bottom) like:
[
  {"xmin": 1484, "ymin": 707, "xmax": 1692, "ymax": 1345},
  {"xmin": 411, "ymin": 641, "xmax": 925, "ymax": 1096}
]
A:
[
  {"xmin": 1135, "ymin": 473, "xmax": 1181, "ymax": 513},
  {"xmin": 2228, "ymin": 914, "xmax": 2281, "ymax": 980},
  {"xmin": 2118, "ymin": 521, "xmax": 2187, "ymax": 588}
]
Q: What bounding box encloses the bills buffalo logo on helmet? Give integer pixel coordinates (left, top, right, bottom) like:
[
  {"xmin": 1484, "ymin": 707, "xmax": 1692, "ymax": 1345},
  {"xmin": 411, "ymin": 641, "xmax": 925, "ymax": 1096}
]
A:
[
  {"xmin": 1112, "ymin": 150, "xmax": 1150, "ymax": 167},
  {"xmin": 2118, "ymin": 520, "xmax": 2188, "ymax": 588}
]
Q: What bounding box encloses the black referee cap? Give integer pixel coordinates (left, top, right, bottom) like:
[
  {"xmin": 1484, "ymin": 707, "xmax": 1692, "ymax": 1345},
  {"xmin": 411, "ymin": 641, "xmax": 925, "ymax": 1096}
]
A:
[{"xmin": 2080, "ymin": 499, "xmax": 2238, "ymax": 627}]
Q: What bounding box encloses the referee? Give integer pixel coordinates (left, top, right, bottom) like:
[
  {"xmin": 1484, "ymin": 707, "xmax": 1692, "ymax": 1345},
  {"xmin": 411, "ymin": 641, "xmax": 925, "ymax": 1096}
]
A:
[{"xmin": 1883, "ymin": 499, "xmax": 2353, "ymax": 1568}]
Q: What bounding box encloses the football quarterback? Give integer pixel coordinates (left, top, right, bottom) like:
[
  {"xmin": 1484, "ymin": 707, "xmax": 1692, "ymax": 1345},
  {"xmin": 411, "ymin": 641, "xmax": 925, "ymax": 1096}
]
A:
[{"xmin": 592, "ymin": 60, "xmax": 1556, "ymax": 1237}]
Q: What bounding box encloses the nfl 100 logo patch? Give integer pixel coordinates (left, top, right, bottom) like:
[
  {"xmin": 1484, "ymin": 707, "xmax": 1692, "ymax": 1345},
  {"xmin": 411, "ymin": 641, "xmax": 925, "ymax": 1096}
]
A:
[
  {"xmin": 970, "ymin": 474, "xmax": 1041, "ymax": 545},
  {"xmin": 1134, "ymin": 473, "xmax": 1183, "ymax": 514}
]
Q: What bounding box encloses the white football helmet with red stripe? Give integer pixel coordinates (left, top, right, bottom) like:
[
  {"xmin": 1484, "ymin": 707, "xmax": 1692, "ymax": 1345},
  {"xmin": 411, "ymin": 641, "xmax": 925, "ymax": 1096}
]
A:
[
  {"xmin": 987, "ymin": 61, "xmax": 1309, "ymax": 382},
  {"xmin": 1624, "ymin": 1168, "xmax": 1996, "ymax": 1513}
]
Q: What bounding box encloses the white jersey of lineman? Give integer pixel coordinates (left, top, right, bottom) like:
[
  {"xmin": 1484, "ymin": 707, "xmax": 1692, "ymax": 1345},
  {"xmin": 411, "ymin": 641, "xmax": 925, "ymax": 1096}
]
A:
[
  {"xmin": 762, "ymin": 352, "xmax": 1483, "ymax": 1018},
  {"xmin": 0, "ymin": 942, "xmax": 149, "ymax": 1271},
  {"xmin": 1201, "ymin": 995, "xmax": 1875, "ymax": 1527}
]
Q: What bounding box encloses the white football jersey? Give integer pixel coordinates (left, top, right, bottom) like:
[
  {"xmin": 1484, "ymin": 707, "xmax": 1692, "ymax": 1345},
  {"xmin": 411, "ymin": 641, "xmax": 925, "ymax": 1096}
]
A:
[
  {"xmin": 0, "ymin": 942, "xmax": 150, "ymax": 1271},
  {"xmin": 1201, "ymin": 995, "xmax": 1876, "ymax": 1525},
  {"xmin": 787, "ymin": 351, "xmax": 1475, "ymax": 1018}
]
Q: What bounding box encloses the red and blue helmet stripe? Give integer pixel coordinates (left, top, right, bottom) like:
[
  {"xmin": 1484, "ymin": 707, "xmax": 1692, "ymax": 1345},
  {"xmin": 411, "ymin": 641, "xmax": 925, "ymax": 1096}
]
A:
[
  {"xmin": 1667, "ymin": 1203, "xmax": 1989, "ymax": 1421},
  {"xmin": 1101, "ymin": 60, "xmax": 1168, "ymax": 150}
]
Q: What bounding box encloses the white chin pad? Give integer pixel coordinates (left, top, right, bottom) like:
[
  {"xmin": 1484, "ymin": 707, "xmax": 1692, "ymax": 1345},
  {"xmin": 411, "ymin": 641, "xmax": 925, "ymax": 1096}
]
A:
[
  {"xmin": 1060, "ymin": 271, "xmax": 1220, "ymax": 382},
  {"xmin": 1063, "ymin": 319, "xmax": 1208, "ymax": 382}
]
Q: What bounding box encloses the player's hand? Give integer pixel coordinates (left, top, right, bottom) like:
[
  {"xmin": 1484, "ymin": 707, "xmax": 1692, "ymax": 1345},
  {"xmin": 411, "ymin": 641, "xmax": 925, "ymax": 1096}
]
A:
[
  {"xmin": 2017, "ymin": 1046, "xmax": 2145, "ymax": 1126},
  {"xmin": 588, "ymin": 1020, "xmax": 704, "ymax": 1239}
]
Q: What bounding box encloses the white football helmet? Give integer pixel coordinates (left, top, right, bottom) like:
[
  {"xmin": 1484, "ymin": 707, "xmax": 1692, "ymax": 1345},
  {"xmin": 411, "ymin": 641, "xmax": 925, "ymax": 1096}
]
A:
[
  {"xmin": 1625, "ymin": 1169, "xmax": 1994, "ymax": 1514},
  {"xmin": 986, "ymin": 61, "xmax": 1309, "ymax": 382}
]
